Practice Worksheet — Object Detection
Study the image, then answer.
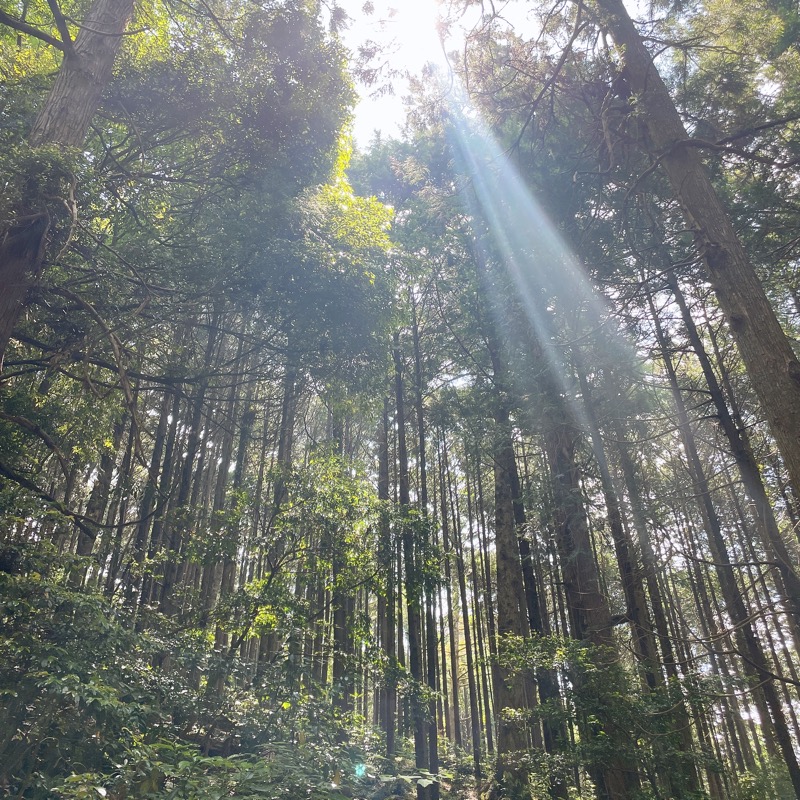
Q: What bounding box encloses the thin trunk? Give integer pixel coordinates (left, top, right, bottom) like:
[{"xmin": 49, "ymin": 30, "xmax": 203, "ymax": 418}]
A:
[
  {"xmin": 160, "ymin": 313, "xmax": 220, "ymax": 615},
  {"xmin": 393, "ymin": 333, "xmax": 430, "ymax": 798},
  {"xmin": 575, "ymin": 364, "xmax": 661, "ymax": 689},
  {"xmin": 411, "ymin": 298, "xmax": 440, "ymax": 794},
  {"xmin": 646, "ymin": 282, "xmax": 800, "ymax": 792},
  {"xmin": 453, "ymin": 487, "xmax": 482, "ymax": 778},
  {"xmin": 666, "ymin": 271, "xmax": 800, "ymax": 636},
  {"xmin": 439, "ymin": 435, "xmax": 463, "ymax": 749},
  {"xmin": 378, "ymin": 399, "xmax": 397, "ymax": 756}
]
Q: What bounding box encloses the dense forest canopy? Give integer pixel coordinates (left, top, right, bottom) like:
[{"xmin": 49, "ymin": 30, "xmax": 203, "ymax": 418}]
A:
[{"xmin": 2, "ymin": 0, "xmax": 800, "ymax": 798}]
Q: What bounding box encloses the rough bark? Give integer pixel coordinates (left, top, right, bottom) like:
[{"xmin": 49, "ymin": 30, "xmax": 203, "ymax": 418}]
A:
[
  {"xmin": 590, "ymin": 0, "xmax": 800, "ymax": 495},
  {"xmin": 0, "ymin": 0, "xmax": 136, "ymax": 364},
  {"xmin": 541, "ymin": 413, "xmax": 640, "ymax": 800},
  {"xmin": 491, "ymin": 406, "xmax": 536, "ymax": 800}
]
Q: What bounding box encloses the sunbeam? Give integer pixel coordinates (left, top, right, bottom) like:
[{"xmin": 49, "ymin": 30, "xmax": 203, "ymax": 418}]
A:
[{"xmin": 443, "ymin": 83, "xmax": 635, "ymax": 437}]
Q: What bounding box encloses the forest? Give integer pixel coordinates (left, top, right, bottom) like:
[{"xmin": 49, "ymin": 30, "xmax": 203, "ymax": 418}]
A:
[{"xmin": 1, "ymin": 0, "xmax": 800, "ymax": 797}]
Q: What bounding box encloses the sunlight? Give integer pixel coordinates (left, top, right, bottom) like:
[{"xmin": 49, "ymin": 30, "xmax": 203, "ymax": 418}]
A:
[
  {"xmin": 341, "ymin": 0, "xmax": 447, "ymax": 143},
  {"xmin": 380, "ymin": 0, "xmax": 444, "ymax": 72},
  {"xmin": 443, "ymin": 82, "xmax": 633, "ymax": 433}
]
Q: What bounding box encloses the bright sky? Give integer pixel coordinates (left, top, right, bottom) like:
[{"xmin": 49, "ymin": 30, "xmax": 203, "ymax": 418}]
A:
[
  {"xmin": 338, "ymin": 0, "xmax": 449, "ymax": 145},
  {"xmin": 338, "ymin": 0, "xmax": 537, "ymax": 147}
]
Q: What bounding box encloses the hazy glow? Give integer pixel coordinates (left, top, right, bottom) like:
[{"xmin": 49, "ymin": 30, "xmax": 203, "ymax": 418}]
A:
[
  {"xmin": 340, "ymin": 0, "xmax": 447, "ymax": 144},
  {"xmin": 341, "ymin": 3, "xmax": 633, "ymax": 432},
  {"xmin": 445, "ymin": 87, "xmax": 632, "ymax": 432}
]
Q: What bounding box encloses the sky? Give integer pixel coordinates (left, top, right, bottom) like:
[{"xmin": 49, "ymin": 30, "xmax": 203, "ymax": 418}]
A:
[
  {"xmin": 338, "ymin": 0, "xmax": 448, "ymax": 146},
  {"xmin": 338, "ymin": 1, "xmax": 539, "ymax": 147}
]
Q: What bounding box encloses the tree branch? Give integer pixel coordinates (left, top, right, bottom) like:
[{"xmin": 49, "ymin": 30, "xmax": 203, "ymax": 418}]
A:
[
  {"xmin": 0, "ymin": 411, "xmax": 70, "ymax": 478},
  {"xmin": 0, "ymin": 459, "xmax": 97, "ymax": 539},
  {"xmin": 0, "ymin": 9, "xmax": 65, "ymax": 50},
  {"xmin": 45, "ymin": 0, "xmax": 76, "ymax": 58}
]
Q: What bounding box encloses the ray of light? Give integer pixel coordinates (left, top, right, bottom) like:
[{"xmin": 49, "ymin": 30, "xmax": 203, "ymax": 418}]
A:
[{"xmin": 442, "ymin": 82, "xmax": 635, "ymax": 435}]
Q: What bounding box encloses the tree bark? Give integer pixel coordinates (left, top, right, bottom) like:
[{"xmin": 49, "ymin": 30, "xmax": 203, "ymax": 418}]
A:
[
  {"xmin": 393, "ymin": 333, "xmax": 431, "ymax": 800},
  {"xmin": 0, "ymin": 0, "xmax": 136, "ymax": 364},
  {"xmin": 411, "ymin": 297, "xmax": 441, "ymax": 796},
  {"xmin": 666, "ymin": 271, "xmax": 800, "ymax": 638},
  {"xmin": 590, "ymin": 0, "xmax": 800, "ymax": 495},
  {"xmin": 646, "ymin": 281, "xmax": 800, "ymax": 795}
]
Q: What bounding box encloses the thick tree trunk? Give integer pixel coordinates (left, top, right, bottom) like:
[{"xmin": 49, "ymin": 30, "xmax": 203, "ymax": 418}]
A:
[
  {"xmin": 541, "ymin": 414, "xmax": 640, "ymax": 800},
  {"xmin": 0, "ymin": 0, "xmax": 136, "ymax": 364},
  {"xmin": 611, "ymin": 422, "xmax": 706, "ymax": 796},
  {"xmin": 491, "ymin": 404, "xmax": 535, "ymax": 800},
  {"xmin": 0, "ymin": 217, "xmax": 49, "ymax": 367},
  {"xmin": 591, "ymin": 0, "xmax": 800, "ymax": 495}
]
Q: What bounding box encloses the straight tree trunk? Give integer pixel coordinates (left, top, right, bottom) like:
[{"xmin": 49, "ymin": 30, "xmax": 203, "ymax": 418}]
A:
[
  {"xmin": 611, "ymin": 421, "xmax": 706, "ymax": 796},
  {"xmin": 411, "ymin": 298, "xmax": 441, "ymax": 795},
  {"xmin": 377, "ymin": 399, "xmax": 397, "ymax": 756},
  {"xmin": 541, "ymin": 411, "xmax": 640, "ymax": 800},
  {"xmin": 160, "ymin": 313, "xmax": 221, "ymax": 615},
  {"xmin": 645, "ymin": 282, "xmax": 800, "ymax": 794},
  {"xmin": 451, "ymin": 481, "xmax": 482, "ymax": 778},
  {"xmin": 665, "ymin": 270, "xmax": 800, "ymax": 635},
  {"xmin": 393, "ymin": 333, "xmax": 431, "ymax": 800},
  {"xmin": 591, "ymin": 0, "xmax": 800, "ymax": 496},
  {"xmin": 465, "ymin": 466, "xmax": 495, "ymax": 758},
  {"xmin": 439, "ymin": 435, "xmax": 463, "ymax": 749},
  {"xmin": 501, "ymin": 441, "xmax": 567, "ymax": 799},
  {"xmin": 0, "ymin": 0, "xmax": 136, "ymax": 364}
]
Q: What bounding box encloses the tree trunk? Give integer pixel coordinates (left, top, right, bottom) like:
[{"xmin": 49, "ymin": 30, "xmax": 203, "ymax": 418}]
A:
[
  {"xmin": 393, "ymin": 333, "xmax": 431, "ymax": 800},
  {"xmin": 591, "ymin": 0, "xmax": 800, "ymax": 495},
  {"xmin": 0, "ymin": 0, "xmax": 136, "ymax": 364},
  {"xmin": 645, "ymin": 281, "xmax": 800, "ymax": 794},
  {"xmin": 377, "ymin": 399, "xmax": 397, "ymax": 755},
  {"xmin": 541, "ymin": 411, "xmax": 640, "ymax": 800},
  {"xmin": 439, "ymin": 435, "xmax": 463, "ymax": 749},
  {"xmin": 491, "ymin": 402, "xmax": 535, "ymax": 800},
  {"xmin": 411, "ymin": 297, "xmax": 441, "ymax": 796},
  {"xmin": 666, "ymin": 270, "xmax": 800, "ymax": 637}
]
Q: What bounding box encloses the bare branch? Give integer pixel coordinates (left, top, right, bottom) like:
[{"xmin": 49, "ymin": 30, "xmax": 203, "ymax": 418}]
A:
[
  {"xmin": 45, "ymin": 0, "xmax": 76, "ymax": 58},
  {"xmin": 0, "ymin": 9, "xmax": 65, "ymax": 50}
]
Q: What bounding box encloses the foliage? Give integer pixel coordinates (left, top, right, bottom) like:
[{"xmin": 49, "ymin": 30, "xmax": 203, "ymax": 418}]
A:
[
  {"xmin": 0, "ymin": 547, "xmax": 381, "ymax": 799},
  {"xmin": 3, "ymin": 0, "xmax": 800, "ymax": 797},
  {"xmin": 495, "ymin": 633, "xmax": 711, "ymax": 797}
]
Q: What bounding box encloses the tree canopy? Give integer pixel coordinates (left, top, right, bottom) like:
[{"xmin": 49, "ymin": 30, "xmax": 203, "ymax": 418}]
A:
[{"xmin": 2, "ymin": 1, "xmax": 800, "ymax": 799}]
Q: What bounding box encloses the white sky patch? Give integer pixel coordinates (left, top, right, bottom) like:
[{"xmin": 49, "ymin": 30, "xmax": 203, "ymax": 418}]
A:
[
  {"xmin": 338, "ymin": 1, "xmax": 542, "ymax": 146},
  {"xmin": 338, "ymin": 0, "xmax": 449, "ymax": 145}
]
